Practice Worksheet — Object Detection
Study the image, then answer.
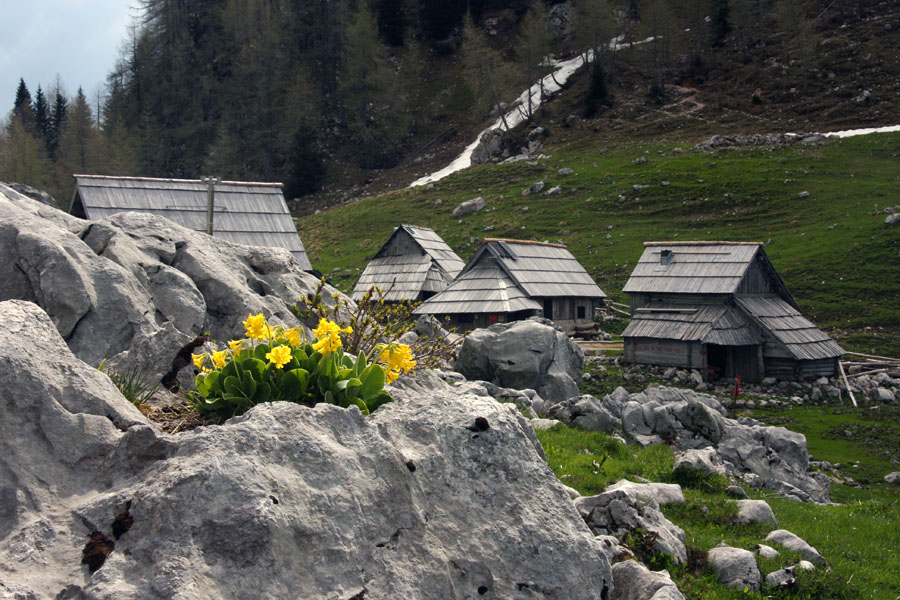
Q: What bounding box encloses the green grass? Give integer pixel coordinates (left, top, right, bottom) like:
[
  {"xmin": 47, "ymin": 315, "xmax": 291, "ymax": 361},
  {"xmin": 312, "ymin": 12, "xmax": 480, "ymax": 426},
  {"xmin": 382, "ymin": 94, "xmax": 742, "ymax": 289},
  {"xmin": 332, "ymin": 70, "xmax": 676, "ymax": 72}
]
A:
[
  {"xmin": 298, "ymin": 132, "xmax": 900, "ymax": 356},
  {"xmin": 536, "ymin": 415, "xmax": 900, "ymax": 600}
]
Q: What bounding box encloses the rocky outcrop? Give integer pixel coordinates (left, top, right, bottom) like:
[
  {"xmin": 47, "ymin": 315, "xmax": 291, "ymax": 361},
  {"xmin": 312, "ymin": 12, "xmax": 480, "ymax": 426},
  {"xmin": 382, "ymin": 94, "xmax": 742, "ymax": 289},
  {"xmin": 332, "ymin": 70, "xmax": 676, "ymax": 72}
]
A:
[
  {"xmin": 0, "ymin": 301, "xmax": 612, "ymax": 600},
  {"xmin": 694, "ymin": 132, "xmax": 825, "ymax": 151},
  {"xmin": 575, "ymin": 488, "xmax": 687, "ymax": 565},
  {"xmin": 456, "ymin": 318, "xmax": 583, "ymax": 404},
  {"xmin": 543, "ymin": 385, "xmax": 830, "ymax": 503},
  {"xmin": 0, "ymin": 183, "xmax": 333, "ymax": 386}
]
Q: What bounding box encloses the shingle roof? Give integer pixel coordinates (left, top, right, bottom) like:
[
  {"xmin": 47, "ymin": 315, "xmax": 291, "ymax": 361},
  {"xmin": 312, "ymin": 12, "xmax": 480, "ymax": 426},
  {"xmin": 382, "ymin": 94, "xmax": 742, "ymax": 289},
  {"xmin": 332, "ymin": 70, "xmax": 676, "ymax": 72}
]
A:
[
  {"xmin": 351, "ymin": 225, "xmax": 464, "ymax": 301},
  {"xmin": 414, "ymin": 238, "xmax": 604, "ymax": 316},
  {"xmin": 71, "ymin": 175, "xmax": 311, "ymax": 270},
  {"xmin": 623, "ymin": 241, "xmax": 763, "ymax": 295},
  {"xmin": 480, "ymin": 239, "xmax": 606, "ymax": 299},
  {"xmin": 736, "ymin": 296, "xmax": 844, "ymax": 360},
  {"xmin": 413, "ymin": 257, "xmax": 542, "ymax": 315},
  {"xmin": 622, "ymin": 303, "xmax": 764, "ymax": 346}
]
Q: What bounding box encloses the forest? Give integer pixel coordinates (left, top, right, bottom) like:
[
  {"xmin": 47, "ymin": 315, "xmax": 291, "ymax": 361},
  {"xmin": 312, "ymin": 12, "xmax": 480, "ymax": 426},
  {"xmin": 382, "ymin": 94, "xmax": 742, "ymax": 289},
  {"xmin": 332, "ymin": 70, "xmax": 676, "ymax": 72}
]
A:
[{"xmin": 0, "ymin": 0, "xmax": 880, "ymax": 206}]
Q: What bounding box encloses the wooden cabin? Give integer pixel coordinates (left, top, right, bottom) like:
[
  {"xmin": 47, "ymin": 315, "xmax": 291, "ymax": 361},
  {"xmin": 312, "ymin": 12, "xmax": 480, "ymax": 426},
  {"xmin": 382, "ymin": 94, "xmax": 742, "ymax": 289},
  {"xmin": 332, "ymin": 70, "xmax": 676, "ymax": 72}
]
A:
[
  {"xmin": 621, "ymin": 241, "xmax": 844, "ymax": 382},
  {"xmin": 351, "ymin": 225, "xmax": 465, "ymax": 302},
  {"xmin": 414, "ymin": 238, "xmax": 606, "ymax": 332},
  {"xmin": 69, "ymin": 175, "xmax": 312, "ymax": 270}
]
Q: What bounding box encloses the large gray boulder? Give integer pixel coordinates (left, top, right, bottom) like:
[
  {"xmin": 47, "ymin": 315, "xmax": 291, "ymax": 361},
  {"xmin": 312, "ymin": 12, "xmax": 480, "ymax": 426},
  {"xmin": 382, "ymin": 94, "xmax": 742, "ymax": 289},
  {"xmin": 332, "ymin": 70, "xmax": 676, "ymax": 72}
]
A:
[
  {"xmin": 0, "ymin": 300, "xmax": 612, "ymax": 599},
  {"xmin": 456, "ymin": 318, "xmax": 583, "ymax": 403},
  {"xmin": 0, "ymin": 183, "xmax": 334, "ymax": 385}
]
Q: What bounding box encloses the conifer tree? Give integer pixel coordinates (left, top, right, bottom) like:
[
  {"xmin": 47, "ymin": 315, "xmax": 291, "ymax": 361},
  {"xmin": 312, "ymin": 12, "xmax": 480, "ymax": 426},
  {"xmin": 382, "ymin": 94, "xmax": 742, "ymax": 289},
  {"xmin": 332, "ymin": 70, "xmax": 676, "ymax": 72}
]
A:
[
  {"xmin": 710, "ymin": 0, "xmax": 732, "ymax": 46},
  {"xmin": 49, "ymin": 87, "xmax": 69, "ymax": 159},
  {"xmin": 516, "ymin": 1, "xmax": 552, "ymax": 123},
  {"xmin": 13, "ymin": 79, "xmax": 35, "ymax": 133},
  {"xmin": 32, "ymin": 86, "xmax": 52, "ymax": 154}
]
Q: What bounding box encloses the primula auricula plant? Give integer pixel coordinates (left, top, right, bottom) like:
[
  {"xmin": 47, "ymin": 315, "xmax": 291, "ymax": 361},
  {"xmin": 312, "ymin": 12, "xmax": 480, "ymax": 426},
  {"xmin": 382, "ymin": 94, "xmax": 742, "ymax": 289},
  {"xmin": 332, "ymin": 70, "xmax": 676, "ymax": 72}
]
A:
[{"xmin": 189, "ymin": 313, "xmax": 415, "ymax": 419}]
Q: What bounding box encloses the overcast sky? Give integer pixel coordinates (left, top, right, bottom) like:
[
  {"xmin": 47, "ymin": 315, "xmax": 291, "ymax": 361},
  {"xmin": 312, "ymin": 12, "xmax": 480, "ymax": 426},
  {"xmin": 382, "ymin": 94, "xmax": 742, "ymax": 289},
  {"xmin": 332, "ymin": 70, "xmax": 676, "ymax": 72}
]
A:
[{"xmin": 0, "ymin": 0, "xmax": 137, "ymax": 115}]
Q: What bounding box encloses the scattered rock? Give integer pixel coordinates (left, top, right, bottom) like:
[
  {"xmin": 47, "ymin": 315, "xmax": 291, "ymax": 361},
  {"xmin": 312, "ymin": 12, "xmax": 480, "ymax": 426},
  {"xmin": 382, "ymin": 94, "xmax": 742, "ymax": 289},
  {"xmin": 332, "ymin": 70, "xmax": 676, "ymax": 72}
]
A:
[
  {"xmin": 558, "ymin": 167, "xmax": 575, "ymax": 176},
  {"xmin": 765, "ymin": 530, "xmax": 827, "ymax": 567},
  {"xmin": 546, "ymin": 185, "xmax": 562, "ymax": 195},
  {"xmin": 707, "ymin": 545, "xmax": 761, "ymax": 591},
  {"xmin": 754, "ymin": 544, "xmax": 779, "ymax": 559},
  {"xmin": 798, "ymin": 191, "xmax": 810, "ymax": 199},
  {"xmin": 733, "ymin": 499, "xmax": 777, "ymax": 527},
  {"xmin": 611, "ymin": 560, "xmax": 686, "ymax": 600},
  {"xmin": 765, "ymin": 566, "xmax": 797, "ymax": 589},
  {"xmin": 725, "ymin": 485, "xmax": 748, "ymax": 498},
  {"xmin": 884, "ymin": 471, "xmax": 900, "ymax": 484},
  {"xmin": 605, "ymin": 479, "xmax": 686, "ymax": 506},
  {"xmin": 452, "ymin": 196, "xmax": 487, "ymax": 217},
  {"xmin": 885, "ymin": 213, "xmax": 900, "ymax": 225}
]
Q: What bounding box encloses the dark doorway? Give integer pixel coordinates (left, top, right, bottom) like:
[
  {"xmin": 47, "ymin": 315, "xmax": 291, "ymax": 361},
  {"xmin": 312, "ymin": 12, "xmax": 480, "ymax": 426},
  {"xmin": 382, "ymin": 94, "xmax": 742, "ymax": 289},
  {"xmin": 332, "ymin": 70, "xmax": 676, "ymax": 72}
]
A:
[
  {"xmin": 543, "ymin": 298, "xmax": 554, "ymax": 319},
  {"xmin": 706, "ymin": 344, "xmax": 728, "ymax": 381}
]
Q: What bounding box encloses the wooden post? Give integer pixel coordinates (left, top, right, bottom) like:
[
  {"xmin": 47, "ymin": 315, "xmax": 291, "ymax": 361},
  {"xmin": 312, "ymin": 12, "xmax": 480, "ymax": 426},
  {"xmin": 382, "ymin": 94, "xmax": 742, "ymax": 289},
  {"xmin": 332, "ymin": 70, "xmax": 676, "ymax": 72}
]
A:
[
  {"xmin": 202, "ymin": 176, "xmax": 220, "ymax": 235},
  {"xmin": 838, "ymin": 360, "xmax": 857, "ymax": 408}
]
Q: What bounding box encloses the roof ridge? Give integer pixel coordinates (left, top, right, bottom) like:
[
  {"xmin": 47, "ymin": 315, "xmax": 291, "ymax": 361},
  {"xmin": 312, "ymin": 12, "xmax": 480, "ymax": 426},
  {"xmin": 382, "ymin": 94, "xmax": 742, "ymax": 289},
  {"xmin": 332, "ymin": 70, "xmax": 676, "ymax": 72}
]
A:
[
  {"xmin": 643, "ymin": 241, "xmax": 762, "ymax": 246},
  {"xmin": 74, "ymin": 174, "xmax": 283, "ymax": 188},
  {"xmin": 483, "ymin": 238, "xmax": 568, "ymax": 248}
]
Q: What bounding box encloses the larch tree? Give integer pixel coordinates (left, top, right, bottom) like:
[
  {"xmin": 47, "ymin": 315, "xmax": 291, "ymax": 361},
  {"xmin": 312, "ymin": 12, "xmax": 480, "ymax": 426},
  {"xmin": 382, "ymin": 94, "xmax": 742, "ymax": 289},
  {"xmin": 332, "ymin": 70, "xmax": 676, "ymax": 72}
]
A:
[{"xmin": 516, "ymin": 1, "xmax": 552, "ymax": 123}]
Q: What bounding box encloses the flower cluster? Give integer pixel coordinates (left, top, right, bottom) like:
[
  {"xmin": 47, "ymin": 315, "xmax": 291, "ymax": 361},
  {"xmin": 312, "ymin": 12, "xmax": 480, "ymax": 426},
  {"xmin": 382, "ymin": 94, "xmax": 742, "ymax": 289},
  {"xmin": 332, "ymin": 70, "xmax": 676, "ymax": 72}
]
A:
[
  {"xmin": 378, "ymin": 342, "xmax": 417, "ymax": 383},
  {"xmin": 190, "ymin": 313, "xmax": 413, "ymax": 419}
]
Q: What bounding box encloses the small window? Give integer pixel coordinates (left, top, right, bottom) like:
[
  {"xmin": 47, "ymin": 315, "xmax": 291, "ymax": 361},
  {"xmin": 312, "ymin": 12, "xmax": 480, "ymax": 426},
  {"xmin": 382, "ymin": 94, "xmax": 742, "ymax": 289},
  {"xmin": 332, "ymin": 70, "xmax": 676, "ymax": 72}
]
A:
[{"xmin": 577, "ymin": 305, "xmax": 586, "ymax": 319}]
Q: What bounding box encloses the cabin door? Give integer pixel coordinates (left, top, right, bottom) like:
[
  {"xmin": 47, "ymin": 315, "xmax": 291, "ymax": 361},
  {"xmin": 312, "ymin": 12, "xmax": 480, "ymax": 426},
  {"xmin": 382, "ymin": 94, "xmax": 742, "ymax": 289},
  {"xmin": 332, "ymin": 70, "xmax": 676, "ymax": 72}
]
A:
[{"xmin": 543, "ymin": 298, "xmax": 553, "ymax": 320}]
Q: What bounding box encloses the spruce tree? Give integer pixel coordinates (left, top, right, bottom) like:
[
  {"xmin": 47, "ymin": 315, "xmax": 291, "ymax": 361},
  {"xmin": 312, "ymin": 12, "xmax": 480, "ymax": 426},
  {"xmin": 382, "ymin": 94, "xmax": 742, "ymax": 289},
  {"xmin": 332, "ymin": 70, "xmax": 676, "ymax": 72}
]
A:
[
  {"xmin": 49, "ymin": 89, "xmax": 68, "ymax": 159},
  {"xmin": 12, "ymin": 78, "xmax": 35, "ymax": 133},
  {"xmin": 32, "ymin": 86, "xmax": 52, "ymax": 154}
]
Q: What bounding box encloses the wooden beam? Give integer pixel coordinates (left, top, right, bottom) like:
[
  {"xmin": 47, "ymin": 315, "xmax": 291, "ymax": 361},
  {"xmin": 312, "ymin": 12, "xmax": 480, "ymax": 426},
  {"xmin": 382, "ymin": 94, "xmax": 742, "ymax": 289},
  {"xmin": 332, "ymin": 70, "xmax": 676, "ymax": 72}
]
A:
[{"xmin": 838, "ymin": 361, "xmax": 857, "ymax": 408}]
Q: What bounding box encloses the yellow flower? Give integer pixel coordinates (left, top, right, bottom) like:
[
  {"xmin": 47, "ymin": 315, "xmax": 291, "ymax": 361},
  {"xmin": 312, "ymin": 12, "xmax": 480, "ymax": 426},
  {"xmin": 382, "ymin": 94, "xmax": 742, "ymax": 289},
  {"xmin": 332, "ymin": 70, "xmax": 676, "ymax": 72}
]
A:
[
  {"xmin": 243, "ymin": 313, "xmax": 269, "ymax": 341},
  {"xmin": 311, "ymin": 318, "xmax": 345, "ymax": 354},
  {"xmin": 266, "ymin": 344, "xmax": 293, "ymax": 369},
  {"xmin": 228, "ymin": 339, "xmax": 245, "ymax": 352},
  {"xmin": 202, "ymin": 367, "xmax": 212, "ymax": 374},
  {"xmin": 379, "ymin": 344, "xmax": 417, "ymax": 374},
  {"xmin": 191, "ymin": 353, "xmax": 207, "ymax": 369},
  {"xmin": 384, "ymin": 368, "xmax": 399, "ymax": 384},
  {"xmin": 285, "ymin": 327, "xmax": 302, "ymax": 348},
  {"xmin": 212, "ymin": 350, "xmax": 228, "ymax": 369}
]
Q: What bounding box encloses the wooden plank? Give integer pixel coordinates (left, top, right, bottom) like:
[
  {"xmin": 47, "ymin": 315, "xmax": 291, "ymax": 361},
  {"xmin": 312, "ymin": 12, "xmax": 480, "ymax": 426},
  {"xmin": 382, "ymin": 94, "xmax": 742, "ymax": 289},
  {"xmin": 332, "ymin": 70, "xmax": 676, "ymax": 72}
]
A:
[{"xmin": 838, "ymin": 361, "xmax": 857, "ymax": 408}]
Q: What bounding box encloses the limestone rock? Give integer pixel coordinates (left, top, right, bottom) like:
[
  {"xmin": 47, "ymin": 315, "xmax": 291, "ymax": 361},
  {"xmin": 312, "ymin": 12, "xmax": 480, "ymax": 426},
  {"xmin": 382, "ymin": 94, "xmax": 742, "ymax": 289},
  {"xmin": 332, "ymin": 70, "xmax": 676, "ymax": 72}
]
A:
[
  {"xmin": 885, "ymin": 471, "xmax": 900, "ymax": 484},
  {"xmin": 0, "ymin": 304, "xmax": 613, "ymax": 599},
  {"xmin": 707, "ymin": 545, "xmax": 762, "ymax": 591},
  {"xmin": 733, "ymin": 499, "xmax": 777, "ymax": 527},
  {"xmin": 765, "ymin": 529, "xmax": 827, "ymax": 567},
  {"xmin": 452, "ymin": 196, "xmax": 486, "ymax": 217},
  {"xmin": 595, "ymin": 535, "xmax": 633, "ymax": 563},
  {"xmin": 754, "ymin": 544, "xmax": 779, "ymax": 559},
  {"xmin": 611, "ymin": 560, "xmax": 685, "ymax": 600},
  {"xmin": 456, "ymin": 318, "xmax": 583, "ymax": 404},
  {"xmin": 674, "ymin": 447, "xmax": 726, "ymax": 476},
  {"xmin": 605, "ymin": 479, "xmax": 685, "ymax": 506},
  {"xmin": 0, "ymin": 184, "xmax": 333, "ymax": 387},
  {"xmin": 576, "ymin": 489, "xmax": 687, "ymax": 564}
]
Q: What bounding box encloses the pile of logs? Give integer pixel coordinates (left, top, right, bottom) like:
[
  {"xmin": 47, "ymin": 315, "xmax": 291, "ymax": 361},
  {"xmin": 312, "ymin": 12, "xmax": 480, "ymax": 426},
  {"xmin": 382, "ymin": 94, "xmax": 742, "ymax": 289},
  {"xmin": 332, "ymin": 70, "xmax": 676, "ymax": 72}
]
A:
[{"xmin": 838, "ymin": 352, "xmax": 900, "ymax": 407}]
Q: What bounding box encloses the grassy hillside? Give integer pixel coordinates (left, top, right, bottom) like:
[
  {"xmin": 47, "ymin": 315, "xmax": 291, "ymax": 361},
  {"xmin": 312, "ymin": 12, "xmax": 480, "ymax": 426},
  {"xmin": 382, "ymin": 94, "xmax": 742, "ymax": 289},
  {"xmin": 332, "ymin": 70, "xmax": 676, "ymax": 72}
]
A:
[{"xmin": 298, "ymin": 131, "xmax": 900, "ymax": 355}]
